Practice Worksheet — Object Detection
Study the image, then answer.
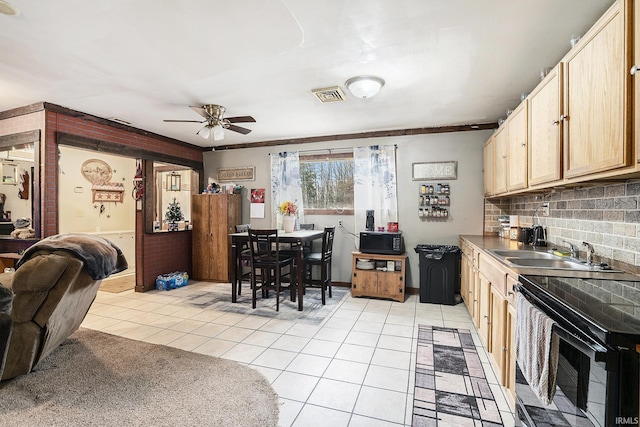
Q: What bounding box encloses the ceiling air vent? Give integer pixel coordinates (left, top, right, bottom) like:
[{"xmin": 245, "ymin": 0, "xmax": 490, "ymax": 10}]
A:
[{"xmin": 311, "ymin": 86, "xmax": 346, "ymax": 103}]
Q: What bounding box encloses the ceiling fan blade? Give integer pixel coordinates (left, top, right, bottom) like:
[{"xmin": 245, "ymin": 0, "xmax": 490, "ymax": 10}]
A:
[
  {"xmin": 226, "ymin": 116, "xmax": 256, "ymax": 123},
  {"xmin": 189, "ymin": 106, "xmax": 208, "ymax": 118},
  {"xmin": 163, "ymin": 119, "xmax": 205, "ymax": 123},
  {"xmin": 227, "ymin": 124, "xmax": 252, "ymax": 135}
]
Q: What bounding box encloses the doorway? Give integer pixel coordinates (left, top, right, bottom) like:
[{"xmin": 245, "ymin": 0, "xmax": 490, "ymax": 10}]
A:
[{"xmin": 57, "ymin": 146, "xmax": 136, "ymax": 292}]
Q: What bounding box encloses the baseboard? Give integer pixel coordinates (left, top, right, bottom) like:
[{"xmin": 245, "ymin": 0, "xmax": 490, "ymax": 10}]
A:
[{"xmin": 332, "ymin": 282, "xmax": 419, "ymax": 295}]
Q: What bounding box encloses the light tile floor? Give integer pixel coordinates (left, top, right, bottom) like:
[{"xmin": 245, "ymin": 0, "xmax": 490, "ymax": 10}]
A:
[{"xmin": 82, "ymin": 282, "xmax": 516, "ymax": 427}]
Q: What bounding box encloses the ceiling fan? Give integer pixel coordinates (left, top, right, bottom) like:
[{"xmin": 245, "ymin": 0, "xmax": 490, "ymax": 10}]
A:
[{"xmin": 164, "ymin": 105, "xmax": 255, "ymax": 141}]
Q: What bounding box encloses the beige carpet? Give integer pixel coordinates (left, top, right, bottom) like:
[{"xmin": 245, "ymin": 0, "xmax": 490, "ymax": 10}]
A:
[
  {"xmin": 99, "ymin": 273, "xmax": 135, "ymax": 293},
  {"xmin": 0, "ymin": 329, "xmax": 279, "ymax": 427}
]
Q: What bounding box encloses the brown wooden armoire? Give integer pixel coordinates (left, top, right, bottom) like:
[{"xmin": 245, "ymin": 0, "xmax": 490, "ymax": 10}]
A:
[{"xmin": 191, "ymin": 193, "xmax": 242, "ymax": 282}]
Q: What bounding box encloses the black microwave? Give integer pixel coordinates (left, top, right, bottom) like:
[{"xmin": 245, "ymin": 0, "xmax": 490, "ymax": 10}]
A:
[{"xmin": 359, "ymin": 231, "xmax": 404, "ymax": 255}]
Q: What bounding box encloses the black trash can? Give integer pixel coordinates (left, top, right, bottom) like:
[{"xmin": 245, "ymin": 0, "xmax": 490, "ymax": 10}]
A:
[{"xmin": 414, "ymin": 244, "xmax": 461, "ymax": 305}]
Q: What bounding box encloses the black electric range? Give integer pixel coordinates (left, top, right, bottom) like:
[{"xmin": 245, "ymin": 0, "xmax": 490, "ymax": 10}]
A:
[
  {"xmin": 516, "ymin": 274, "xmax": 640, "ymax": 426},
  {"xmin": 518, "ymin": 274, "xmax": 640, "ymax": 349}
]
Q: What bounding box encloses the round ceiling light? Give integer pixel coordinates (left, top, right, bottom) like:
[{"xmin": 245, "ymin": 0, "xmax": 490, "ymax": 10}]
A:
[
  {"xmin": 0, "ymin": 1, "xmax": 20, "ymax": 16},
  {"xmin": 345, "ymin": 75, "xmax": 385, "ymax": 99}
]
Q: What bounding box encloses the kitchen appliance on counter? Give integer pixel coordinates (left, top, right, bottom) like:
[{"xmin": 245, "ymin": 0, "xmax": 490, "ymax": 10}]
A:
[
  {"xmin": 517, "ymin": 227, "xmax": 533, "ymax": 244},
  {"xmin": 365, "ymin": 210, "xmax": 375, "ymax": 231},
  {"xmin": 531, "ymin": 225, "xmax": 547, "ymax": 247},
  {"xmin": 359, "ymin": 231, "xmax": 404, "ymax": 255},
  {"xmin": 515, "ymin": 274, "xmax": 640, "ymax": 426}
]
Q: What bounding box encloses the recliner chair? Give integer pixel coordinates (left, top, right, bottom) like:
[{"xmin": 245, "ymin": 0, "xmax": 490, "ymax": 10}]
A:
[{"xmin": 0, "ymin": 233, "xmax": 127, "ymax": 381}]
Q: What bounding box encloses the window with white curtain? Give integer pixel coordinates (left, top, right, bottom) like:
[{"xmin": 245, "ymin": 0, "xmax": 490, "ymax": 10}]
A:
[
  {"xmin": 271, "ymin": 146, "xmax": 397, "ymax": 231},
  {"xmin": 353, "ymin": 145, "xmax": 398, "ymax": 232},
  {"xmin": 270, "ymin": 151, "xmax": 304, "ymax": 228}
]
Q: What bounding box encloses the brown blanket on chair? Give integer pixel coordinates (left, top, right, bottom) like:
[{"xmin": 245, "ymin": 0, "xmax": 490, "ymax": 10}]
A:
[{"xmin": 15, "ymin": 234, "xmax": 128, "ymax": 280}]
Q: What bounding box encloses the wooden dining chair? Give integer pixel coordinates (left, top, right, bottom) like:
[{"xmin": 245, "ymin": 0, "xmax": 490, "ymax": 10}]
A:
[
  {"xmin": 235, "ymin": 224, "xmax": 252, "ymax": 295},
  {"xmin": 303, "ymin": 226, "xmax": 335, "ymax": 305},
  {"xmin": 248, "ymin": 229, "xmax": 296, "ymax": 311}
]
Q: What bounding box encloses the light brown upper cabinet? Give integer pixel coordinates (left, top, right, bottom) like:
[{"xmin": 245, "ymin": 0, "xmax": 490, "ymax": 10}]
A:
[
  {"xmin": 634, "ymin": 0, "xmax": 640, "ymax": 164},
  {"xmin": 506, "ymin": 101, "xmax": 528, "ymax": 191},
  {"xmin": 485, "ymin": 101, "xmax": 528, "ymax": 197},
  {"xmin": 483, "ymin": 136, "xmax": 495, "ymax": 197},
  {"xmin": 528, "ymin": 65, "xmax": 563, "ymax": 186},
  {"xmin": 563, "ymin": 0, "xmax": 631, "ymax": 179},
  {"xmin": 493, "ymin": 126, "xmax": 508, "ymax": 195}
]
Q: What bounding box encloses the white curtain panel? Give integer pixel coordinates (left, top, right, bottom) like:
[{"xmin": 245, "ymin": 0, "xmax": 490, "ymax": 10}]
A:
[
  {"xmin": 353, "ymin": 145, "xmax": 398, "ymax": 232},
  {"xmin": 270, "ymin": 151, "xmax": 304, "ymax": 229}
]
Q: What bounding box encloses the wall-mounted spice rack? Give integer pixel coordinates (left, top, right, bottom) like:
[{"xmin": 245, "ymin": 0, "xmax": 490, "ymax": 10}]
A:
[{"xmin": 418, "ymin": 182, "xmax": 450, "ymax": 219}]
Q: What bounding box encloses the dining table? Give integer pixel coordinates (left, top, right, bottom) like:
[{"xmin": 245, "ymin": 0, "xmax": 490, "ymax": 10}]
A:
[{"xmin": 228, "ymin": 229, "xmax": 324, "ymax": 311}]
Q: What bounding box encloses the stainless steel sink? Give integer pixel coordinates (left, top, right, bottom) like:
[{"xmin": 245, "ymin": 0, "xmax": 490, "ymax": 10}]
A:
[
  {"xmin": 505, "ymin": 258, "xmax": 595, "ymax": 270},
  {"xmin": 488, "ymin": 249, "xmax": 557, "ymax": 260},
  {"xmin": 486, "ymin": 248, "xmax": 621, "ymax": 272}
]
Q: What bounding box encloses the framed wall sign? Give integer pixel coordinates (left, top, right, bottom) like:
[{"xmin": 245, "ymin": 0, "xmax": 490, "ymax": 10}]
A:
[
  {"xmin": 412, "ymin": 161, "xmax": 458, "ymax": 181},
  {"xmin": 217, "ymin": 166, "xmax": 255, "ymax": 182}
]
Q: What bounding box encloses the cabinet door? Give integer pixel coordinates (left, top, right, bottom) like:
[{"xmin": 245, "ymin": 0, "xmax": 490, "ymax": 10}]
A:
[
  {"xmin": 528, "ymin": 65, "xmax": 563, "ymax": 185},
  {"xmin": 477, "ymin": 273, "xmax": 491, "ymax": 348},
  {"xmin": 489, "ymin": 286, "xmax": 506, "ymax": 384},
  {"xmin": 493, "ymin": 126, "xmax": 508, "ymax": 194},
  {"xmin": 460, "ymin": 253, "xmax": 470, "ymax": 308},
  {"xmin": 377, "ymin": 272, "xmax": 402, "ymax": 300},
  {"xmin": 470, "ymin": 264, "xmax": 481, "ymax": 328},
  {"xmin": 191, "ymin": 195, "xmax": 212, "ymax": 280},
  {"xmin": 507, "ymin": 101, "xmax": 528, "ymax": 191},
  {"xmin": 483, "ymin": 138, "xmax": 495, "ymax": 196},
  {"xmin": 635, "ymin": 0, "xmax": 640, "ymax": 163},
  {"xmin": 353, "ymin": 270, "xmax": 378, "ymax": 294},
  {"xmin": 564, "ymin": 0, "xmax": 629, "ymax": 178},
  {"xmin": 505, "ymin": 302, "xmax": 517, "ymax": 410}
]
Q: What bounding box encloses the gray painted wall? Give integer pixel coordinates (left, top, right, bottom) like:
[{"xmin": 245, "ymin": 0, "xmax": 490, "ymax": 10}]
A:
[{"xmin": 204, "ymin": 130, "xmax": 491, "ymax": 289}]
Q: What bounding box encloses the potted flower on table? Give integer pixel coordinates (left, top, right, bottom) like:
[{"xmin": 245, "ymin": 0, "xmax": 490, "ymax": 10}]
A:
[{"xmin": 279, "ymin": 200, "xmax": 297, "ymax": 233}]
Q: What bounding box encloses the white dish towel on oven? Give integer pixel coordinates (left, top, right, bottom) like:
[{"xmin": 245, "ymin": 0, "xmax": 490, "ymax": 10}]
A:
[{"xmin": 515, "ymin": 292, "xmax": 560, "ymax": 405}]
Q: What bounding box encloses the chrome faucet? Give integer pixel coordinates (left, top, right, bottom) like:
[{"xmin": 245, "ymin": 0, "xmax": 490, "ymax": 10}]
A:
[
  {"xmin": 582, "ymin": 241, "xmax": 595, "ymax": 265},
  {"xmin": 562, "ymin": 240, "xmax": 579, "ymax": 258}
]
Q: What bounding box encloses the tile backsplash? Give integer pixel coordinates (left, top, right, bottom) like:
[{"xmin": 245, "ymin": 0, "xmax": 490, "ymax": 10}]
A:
[{"xmin": 484, "ymin": 181, "xmax": 640, "ymax": 272}]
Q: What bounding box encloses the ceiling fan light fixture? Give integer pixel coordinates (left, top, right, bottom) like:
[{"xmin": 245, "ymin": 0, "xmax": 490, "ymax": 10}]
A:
[
  {"xmin": 345, "ymin": 75, "xmax": 385, "ymax": 99},
  {"xmin": 197, "ymin": 125, "xmax": 212, "ymax": 139},
  {"xmin": 212, "ymin": 124, "xmax": 225, "ymax": 141},
  {"xmin": 0, "ymin": 1, "xmax": 20, "ymax": 16}
]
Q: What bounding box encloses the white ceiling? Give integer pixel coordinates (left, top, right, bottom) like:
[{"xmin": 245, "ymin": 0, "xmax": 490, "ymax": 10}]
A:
[{"xmin": 0, "ymin": 0, "xmax": 615, "ymax": 149}]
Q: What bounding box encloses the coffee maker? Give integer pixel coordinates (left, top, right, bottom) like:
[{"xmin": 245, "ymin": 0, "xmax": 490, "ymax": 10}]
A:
[
  {"xmin": 365, "ymin": 210, "xmax": 374, "ymax": 231},
  {"xmin": 531, "ymin": 225, "xmax": 547, "ymax": 247}
]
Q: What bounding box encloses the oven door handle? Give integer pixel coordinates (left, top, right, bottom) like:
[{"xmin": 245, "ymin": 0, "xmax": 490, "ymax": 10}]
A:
[
  {"xmin": 514, "ymin": 283, "xmax": 609, "ymax": 358},
  {"xmin": 552, "ymin": 324, "xmax": 608, "ymax": 359}
]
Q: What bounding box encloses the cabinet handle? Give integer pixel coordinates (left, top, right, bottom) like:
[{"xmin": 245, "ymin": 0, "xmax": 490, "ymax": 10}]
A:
[
  {"xmin": 631, "ymin": 65, "xmax": 639, "ymax": 76},
  {"xmin": 560, "ymin": 114, "xmax": 568, "ymax": 121},
  {"xmin": 520, "ymin": 143, "xmax": 525, "ymax": 147},
  {"xmin": 552, "ymin": 119, "xmax": 560, "ymax": 125},
  {"xmin": 508, "ymin": 291, "xmax": 514, "ymax": 296}
]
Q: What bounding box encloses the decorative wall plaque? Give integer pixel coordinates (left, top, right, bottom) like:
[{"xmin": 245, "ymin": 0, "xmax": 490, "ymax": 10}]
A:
[
  {"xmin": 412, "ymin": 161, "xmax": 458, "ymax": 180},
  {"xmin": 81, "ymin": 159, "xmax": 112, "ymax": 183},
  {"xmin": 91, "ymin": 182, "xmax": 125, "ymax": 203},
  {"xmin": 217, "ymin": 166, "xmax": 255, "ymax": 182}
]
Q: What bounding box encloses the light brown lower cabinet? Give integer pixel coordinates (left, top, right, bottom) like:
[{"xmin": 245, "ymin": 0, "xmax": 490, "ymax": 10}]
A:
[
  {"xmin": 459, "ymin": 237, "xmax": 518, "ymax": 411},
  {"xmin": 351, "ymin": 252, "xmax": 407, "ymax": 303}
]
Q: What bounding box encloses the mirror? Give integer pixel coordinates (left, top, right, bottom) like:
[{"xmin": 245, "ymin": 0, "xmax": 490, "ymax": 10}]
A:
[{"xmin": 0, "ymin": 140, "xmax": 36, "ymax": 236}]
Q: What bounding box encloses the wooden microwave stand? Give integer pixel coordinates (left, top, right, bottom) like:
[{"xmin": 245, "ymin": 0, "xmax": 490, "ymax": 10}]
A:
[{"xmin": 351, "ymin": 251, "xmax": 407, "ymax": 303}]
